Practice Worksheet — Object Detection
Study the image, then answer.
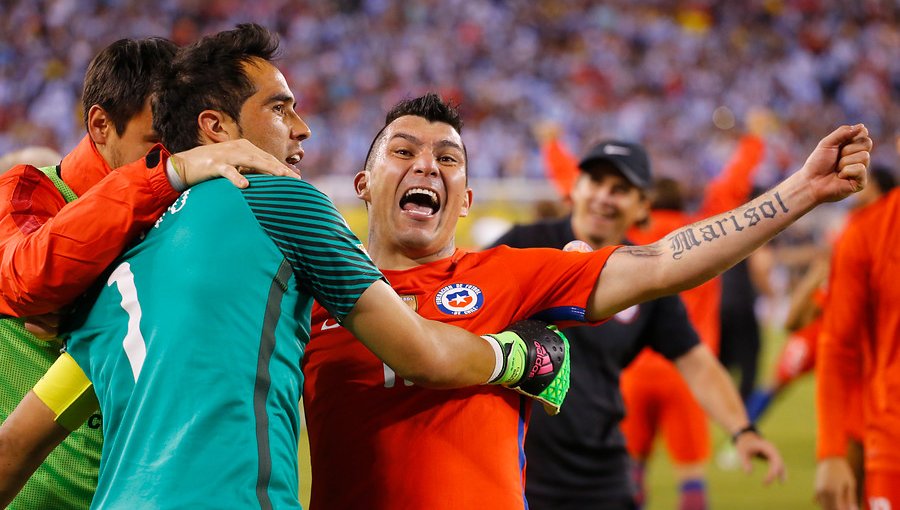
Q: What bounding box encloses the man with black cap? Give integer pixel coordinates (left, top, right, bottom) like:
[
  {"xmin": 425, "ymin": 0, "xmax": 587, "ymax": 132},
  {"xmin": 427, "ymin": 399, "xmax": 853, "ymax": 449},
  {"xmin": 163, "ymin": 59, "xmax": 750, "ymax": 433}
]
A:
[{"xmin": 491, "ymin": 140, "xmax": 784, "ymax": 510}]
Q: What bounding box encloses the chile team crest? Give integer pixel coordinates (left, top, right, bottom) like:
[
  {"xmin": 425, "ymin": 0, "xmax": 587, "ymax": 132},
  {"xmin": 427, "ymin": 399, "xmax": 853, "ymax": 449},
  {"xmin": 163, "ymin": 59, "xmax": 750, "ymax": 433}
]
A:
[{"xmin": 435, "ymin": 283, "xmax": 484, "ymax": 316}]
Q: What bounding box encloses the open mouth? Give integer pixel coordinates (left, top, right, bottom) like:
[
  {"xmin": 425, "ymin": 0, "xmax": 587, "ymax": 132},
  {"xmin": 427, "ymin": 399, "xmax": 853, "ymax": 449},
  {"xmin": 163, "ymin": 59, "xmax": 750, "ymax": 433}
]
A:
[{"xmin": 399, "ymin": 187, "xmax": 441, "ymax": 216}]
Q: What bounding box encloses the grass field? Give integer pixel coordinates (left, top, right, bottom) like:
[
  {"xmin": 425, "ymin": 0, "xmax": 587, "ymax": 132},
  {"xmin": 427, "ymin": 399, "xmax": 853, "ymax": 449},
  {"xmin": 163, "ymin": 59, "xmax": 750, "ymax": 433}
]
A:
[
  {"xmin": 298, "ymin": 326, "xmax": 820, "ymax": 509},
  {"xmin": 646, "ymin": 326, "xmax": 819, "ymax": 509}
]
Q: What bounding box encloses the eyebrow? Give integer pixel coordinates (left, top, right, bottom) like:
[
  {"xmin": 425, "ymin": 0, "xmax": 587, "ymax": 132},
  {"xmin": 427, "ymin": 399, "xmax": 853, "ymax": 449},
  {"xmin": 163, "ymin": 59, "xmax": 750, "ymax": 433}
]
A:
[
  {"xmin": 266, "ymin": 93, "xmax": 296, "ymax": 107},
  {"xmin": 391, "ymin": 132, "xmax": 463, "ymax": 152}
]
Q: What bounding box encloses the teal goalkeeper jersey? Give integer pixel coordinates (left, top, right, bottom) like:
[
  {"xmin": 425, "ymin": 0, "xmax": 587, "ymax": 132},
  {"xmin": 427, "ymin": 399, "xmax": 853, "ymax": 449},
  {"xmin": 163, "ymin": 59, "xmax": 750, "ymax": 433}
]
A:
[{"xmin": 66, "ymin": 175, "xmax": 383, "ymax": 510}]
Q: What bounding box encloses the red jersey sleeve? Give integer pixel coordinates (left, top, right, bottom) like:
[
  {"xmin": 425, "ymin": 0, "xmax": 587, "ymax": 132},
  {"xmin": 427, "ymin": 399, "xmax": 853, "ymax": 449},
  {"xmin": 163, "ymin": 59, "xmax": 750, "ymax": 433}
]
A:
[
  {"xmin": 500, "ymin": 244, "xmax": 619, "ymax": 328},
  {"xmin": 0, "ymin": 149, "xmax": 180, "ymax": 317},
  {"xmin": 816, "ymin": 220, "xmax": 867, "ymax": 459}
]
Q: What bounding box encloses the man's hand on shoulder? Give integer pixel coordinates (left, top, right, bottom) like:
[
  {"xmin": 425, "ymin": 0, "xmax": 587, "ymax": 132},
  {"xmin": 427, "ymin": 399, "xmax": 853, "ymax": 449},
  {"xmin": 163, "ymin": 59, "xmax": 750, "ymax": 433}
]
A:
[{"xmin": 168, "ymin": 139, "xmax": 300, "ymax": 190}]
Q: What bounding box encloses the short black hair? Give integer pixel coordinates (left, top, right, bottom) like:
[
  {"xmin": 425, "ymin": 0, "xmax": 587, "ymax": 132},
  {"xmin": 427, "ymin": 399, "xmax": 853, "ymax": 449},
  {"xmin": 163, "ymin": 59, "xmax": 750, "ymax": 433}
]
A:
[
  {"xmin": 82, "ymin": 38, "xmax": 178, "ymax": 135},
  {"xmin": 364, "ymin": 93, "xmax": 466, "ymax": 174},
  {"xmin": 871, "ymin": 164, "xmax": 897, "ymax": 194},
  {"xmin": 153, "ymin": 23, "xmax": 280, "ymax": 153}
]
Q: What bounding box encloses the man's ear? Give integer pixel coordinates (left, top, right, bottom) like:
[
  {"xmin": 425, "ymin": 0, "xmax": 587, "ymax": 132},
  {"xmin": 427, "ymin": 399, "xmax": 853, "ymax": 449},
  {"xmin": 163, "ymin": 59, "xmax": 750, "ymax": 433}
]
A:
[
  {"xmin": 86, "ymin": 105, "xmax": 113, "ymax": 145},
  {"xmin": 354, "ymin": 171, "xmax": 371, "ymax": 202},
  {"xmin": 197, "ymin": 110, "xmax": 239, "ymax": 144},
  {"xmin": 459, "ymin": 188, "xmax": 473, "ymax": 218}
]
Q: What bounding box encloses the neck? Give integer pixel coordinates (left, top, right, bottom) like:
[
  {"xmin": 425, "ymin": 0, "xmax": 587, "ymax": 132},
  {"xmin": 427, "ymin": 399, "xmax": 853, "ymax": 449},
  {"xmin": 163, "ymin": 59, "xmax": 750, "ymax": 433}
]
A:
[{"xmin": 366, "ymin": 228, "xmax": 457, "ymax": 271}]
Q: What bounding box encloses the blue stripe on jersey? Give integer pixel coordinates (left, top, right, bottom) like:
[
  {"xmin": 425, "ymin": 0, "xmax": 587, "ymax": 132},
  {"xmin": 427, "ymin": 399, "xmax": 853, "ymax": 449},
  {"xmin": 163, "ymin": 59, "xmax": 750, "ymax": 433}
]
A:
[
  {"xmin": 518, "ymin": 395, "xmax": 529, "ymax": 510},
  {"xmin": 530, "ymin": 306, "xmax": 588, "ymax": 323}
]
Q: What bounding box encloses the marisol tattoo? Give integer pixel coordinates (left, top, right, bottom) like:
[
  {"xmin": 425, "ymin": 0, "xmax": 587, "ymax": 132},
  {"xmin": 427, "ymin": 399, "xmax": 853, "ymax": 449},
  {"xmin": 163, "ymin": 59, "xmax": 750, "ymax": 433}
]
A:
[{"xmin": 667, "ymin": 191, "xmax": 789, "ymax": 260}]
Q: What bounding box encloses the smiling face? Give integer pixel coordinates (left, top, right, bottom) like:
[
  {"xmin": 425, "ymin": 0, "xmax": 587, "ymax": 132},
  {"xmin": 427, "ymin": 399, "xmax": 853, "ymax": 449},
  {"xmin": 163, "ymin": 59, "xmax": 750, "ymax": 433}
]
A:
[
  {"xmin": 356, "ymin": 115, "xmax": 472, "ymax": 265},
  {"xmin": 229, "ymin": 58, "xmax": 310, "ymax": 170},
  {"xmin": 569, "ymin": 163, "xmax": 649, "ymax": 249}
]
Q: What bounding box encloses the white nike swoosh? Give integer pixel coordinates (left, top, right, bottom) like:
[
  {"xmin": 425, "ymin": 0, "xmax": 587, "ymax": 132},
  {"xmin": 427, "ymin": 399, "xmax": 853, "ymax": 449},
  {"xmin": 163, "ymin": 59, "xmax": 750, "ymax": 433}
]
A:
[{"xmin": 321, "ymin": 319, "xmax": 341, "ymax": 330}]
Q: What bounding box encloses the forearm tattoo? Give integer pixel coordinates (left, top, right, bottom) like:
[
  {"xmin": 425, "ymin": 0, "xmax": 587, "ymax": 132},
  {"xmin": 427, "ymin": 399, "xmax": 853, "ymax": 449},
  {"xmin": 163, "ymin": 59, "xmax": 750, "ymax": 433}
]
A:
[{"xmin": 666, "ymin": 191, "xmax": 789, "ymax": 260}]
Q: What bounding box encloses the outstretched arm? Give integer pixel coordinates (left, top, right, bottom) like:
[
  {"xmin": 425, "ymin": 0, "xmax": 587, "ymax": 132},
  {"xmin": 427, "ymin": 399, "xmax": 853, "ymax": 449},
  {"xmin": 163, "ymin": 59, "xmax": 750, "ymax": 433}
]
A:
[{"xmin": 587, "ymin": 124, "xmax": 871, "ymax": 320}]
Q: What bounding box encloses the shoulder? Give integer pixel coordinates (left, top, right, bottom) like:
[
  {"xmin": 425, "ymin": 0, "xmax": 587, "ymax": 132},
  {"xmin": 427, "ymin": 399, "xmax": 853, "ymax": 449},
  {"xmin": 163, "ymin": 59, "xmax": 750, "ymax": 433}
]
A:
[{"xmin": 240, "ymin": 176, "xmax": 336, "ymax": 210}]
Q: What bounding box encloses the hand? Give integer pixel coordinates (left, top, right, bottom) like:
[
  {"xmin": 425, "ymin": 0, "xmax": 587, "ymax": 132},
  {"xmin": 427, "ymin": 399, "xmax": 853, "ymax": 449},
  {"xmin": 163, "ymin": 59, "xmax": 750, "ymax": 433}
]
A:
[
  {"xmin": 23, "ymin": 313, "xmax": 60, "ymax": 340},
  {"xmin": 814, "ymin": 457, "xmax": 859, "ymax": 510},
  {"xmin": 733, "ymin": 431, "xmax": 787, "ymax": 485},
  {"xmin": 169, "ymin": 139, "xmax": 300, "ymax": 189},
  {"xmin": 799, "ymin": 124, "xmax": 872, "ymax": 204},
  {"xmin": 485, "ymin": 320, "xmax": 570, "ymax": 415}
]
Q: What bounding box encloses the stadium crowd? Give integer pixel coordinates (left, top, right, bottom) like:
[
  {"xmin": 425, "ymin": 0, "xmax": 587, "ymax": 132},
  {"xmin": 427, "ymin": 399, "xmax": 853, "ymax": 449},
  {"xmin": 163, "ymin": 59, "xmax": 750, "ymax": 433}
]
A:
[{"xmin": 1, "ymin": 0, "xmax": 897, "ymax": 186}]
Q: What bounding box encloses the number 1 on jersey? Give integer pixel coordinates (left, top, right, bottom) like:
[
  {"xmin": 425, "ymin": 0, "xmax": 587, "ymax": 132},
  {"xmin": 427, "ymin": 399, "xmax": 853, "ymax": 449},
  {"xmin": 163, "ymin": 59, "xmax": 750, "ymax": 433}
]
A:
[{"xmin": 108, "ymin": 262, "xmax": 147, "ymax": 382}]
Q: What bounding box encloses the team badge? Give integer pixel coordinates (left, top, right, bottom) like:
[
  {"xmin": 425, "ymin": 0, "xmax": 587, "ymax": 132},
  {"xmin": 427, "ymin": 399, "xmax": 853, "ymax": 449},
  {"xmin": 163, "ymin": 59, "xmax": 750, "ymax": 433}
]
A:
[{"xmin": 435, "ymin": 283, "xmax": 484, "ymax": 316}]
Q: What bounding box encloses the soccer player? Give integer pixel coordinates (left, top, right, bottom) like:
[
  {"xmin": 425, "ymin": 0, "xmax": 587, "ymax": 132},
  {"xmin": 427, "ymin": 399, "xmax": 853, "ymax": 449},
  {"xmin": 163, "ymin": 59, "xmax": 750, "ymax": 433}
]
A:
[
  {"xmin": 302, "ymin": 93, "xmax": 867, "ymax": 509},
  {"xmin": 815, "ymin": 185, "xmax": 900, "ymax": 510},
  {"xmin": 495, "ymin": 139, "xmax": 779, "ymax": 510},
  {"xmin": 0, "ymin": 37, "xmax": 296, "ymax": 510},
  {"xmin": 1, "ymin": 24, "xmax": 565, "ymax": 509}
]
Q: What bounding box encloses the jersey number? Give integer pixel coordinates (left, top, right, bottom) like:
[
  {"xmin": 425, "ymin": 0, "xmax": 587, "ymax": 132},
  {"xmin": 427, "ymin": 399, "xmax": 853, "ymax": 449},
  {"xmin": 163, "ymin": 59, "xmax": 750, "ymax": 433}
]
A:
[
  {"xmin": 382, "ymin": 363, "xmax": 413, "ymax": 388},
  {"xmin": 108, "ymin": 262, "xmax": 147, "ymax": 382}
]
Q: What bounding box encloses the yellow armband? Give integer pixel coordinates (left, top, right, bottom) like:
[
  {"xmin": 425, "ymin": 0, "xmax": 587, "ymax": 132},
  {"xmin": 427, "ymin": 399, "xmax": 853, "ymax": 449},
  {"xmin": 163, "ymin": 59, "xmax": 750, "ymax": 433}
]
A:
[{"xmin": 32, "ymin": 353, "xmax": 98, "ymax": 432}]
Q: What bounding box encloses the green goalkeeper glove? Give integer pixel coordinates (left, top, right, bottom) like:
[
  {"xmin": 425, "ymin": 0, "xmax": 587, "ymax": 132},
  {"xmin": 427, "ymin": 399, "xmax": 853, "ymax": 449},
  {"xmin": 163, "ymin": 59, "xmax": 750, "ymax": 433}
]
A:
[{"xmin": 484, "ymin": 319, "xmax": 570, "ymax": 415}]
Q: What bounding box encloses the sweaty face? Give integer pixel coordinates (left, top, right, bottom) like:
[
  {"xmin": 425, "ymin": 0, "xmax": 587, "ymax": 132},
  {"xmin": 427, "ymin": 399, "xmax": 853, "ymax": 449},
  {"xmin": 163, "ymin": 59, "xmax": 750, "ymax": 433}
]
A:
[
  {"xmin": 360, "ymin": 115, "xmax": 471, "ymax": 260},
  {"xmin": 233, "ymin": 59, "xmax": 310, "ymax": 170},
  {"xmin": 105, "ymin": 100, "xmax": 158, "ymax": 169},
  {"xmin": 569, "ymin": 164, "xmax": 648, "ymax": 248}
]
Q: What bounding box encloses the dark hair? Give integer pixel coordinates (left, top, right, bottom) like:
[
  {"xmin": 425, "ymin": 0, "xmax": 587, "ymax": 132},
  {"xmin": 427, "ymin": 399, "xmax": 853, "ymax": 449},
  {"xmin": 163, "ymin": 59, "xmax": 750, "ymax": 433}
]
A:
[
  {"xmin": 82, "ymin": 38, "xmax": 178, "ymax": 135},
  {"xmin": 651, "ymin": 177, "xmax": 684, "ymax": 211},
  {"xmin": 364, "ymin": 93, "xmax": 466, "ymax": 174},
  {"xmin": 153, "ymin": 23, "xmax": 280, "ymax": 153},
  {"xmin": 871, "ymin": 164, "xmax": 897, "ymax": 194}
]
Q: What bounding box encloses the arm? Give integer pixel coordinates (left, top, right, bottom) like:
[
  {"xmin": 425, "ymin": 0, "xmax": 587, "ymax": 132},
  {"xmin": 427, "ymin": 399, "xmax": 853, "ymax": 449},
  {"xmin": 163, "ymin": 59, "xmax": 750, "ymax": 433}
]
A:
[
  {"xmin": 0, "ymin": 140, "xmax": 297, "ymax": 317},
  {"xmin": 342, "ymin": 280, "xmax": 494, "ymax": 388},
  {"xmin": 0, "ymin": 392, "xmax": 71, "ymax": 507},
  {"xmin": 0, "ymin": 351, "xmax": 96, "ymax": 506},
  {"xmin": 587, "ymin": 124, "xmax": 871, "ymax": 320},
  {"xmin": 784, "ymin": 255, "xmax": 829, "ymax": 332},
  {"xmin": 699, "ymin": 134, "xmax": 766, "ymax": 216},
  {"xmin": 674, "ymin": 345, "xmax": 785, "ymax": 484}
]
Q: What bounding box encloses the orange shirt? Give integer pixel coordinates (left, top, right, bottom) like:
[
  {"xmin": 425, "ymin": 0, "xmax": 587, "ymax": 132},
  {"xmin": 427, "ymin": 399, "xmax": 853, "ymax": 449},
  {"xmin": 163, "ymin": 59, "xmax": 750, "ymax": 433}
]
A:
[
  {"xmin": 817, "ymin": 189, "xmax": 900, "ymax": 471},
  {"xmin": 0, "ymin": 136, "xmax": 178, "ymax": 317},
  {"xmin": 303, "ymin": 245, "xmax": 616, "ymax": 510}
]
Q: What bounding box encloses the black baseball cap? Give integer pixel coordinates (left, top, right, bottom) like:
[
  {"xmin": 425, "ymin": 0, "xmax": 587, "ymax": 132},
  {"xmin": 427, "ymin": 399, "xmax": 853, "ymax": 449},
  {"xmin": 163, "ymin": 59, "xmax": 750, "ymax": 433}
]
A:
[{"xmin": 578, "ymin": 140, "xmax": 652, "ymax": 190}]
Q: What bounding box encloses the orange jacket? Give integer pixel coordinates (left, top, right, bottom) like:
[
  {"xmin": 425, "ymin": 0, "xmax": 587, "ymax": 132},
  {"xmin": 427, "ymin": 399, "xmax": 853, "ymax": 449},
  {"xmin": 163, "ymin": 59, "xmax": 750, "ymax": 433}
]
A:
[
  {"xmin": 0, "ymin": 136, "xmax": 179, "ymax": 317},
  {"xmin": 817, "ymin": 190, "xmax": 900, "ymax": 469}
]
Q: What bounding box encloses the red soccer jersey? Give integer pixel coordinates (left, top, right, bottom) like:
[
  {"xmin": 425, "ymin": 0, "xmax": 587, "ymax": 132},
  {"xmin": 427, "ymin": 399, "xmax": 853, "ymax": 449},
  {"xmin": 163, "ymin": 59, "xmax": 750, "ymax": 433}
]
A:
[
  {"xmin": 817, "ymin": 189, "xmax": 900, "ymax": 471},
  {"xmin": 0, "ymin": 136, "xmax": 178, "ymax": 317},
  {"xmin": 303, "ymin": 245, "xmax": 617, "ymax": 509}
]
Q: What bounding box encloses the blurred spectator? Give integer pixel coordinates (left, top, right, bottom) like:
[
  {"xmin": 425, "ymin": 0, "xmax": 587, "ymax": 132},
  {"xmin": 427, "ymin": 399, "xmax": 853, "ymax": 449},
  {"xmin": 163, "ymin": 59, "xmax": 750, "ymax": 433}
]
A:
[
  {"xmin": 0, "ymin": 146, "xmax": 61, "ymax": 175},
  {"xmin": 0, "ymin": 1, "xmax": 896, "ymax": 190}
]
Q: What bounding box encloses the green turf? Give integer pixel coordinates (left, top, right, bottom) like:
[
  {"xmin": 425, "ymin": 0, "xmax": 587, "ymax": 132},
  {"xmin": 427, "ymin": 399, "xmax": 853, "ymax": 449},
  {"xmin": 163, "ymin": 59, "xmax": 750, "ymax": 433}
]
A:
[
  {"xmin": 646, "ymin": 326, "xmax": 819, "ymax": 509},
  {"xmin": 298, "ymin": 326, "xmax": 820, "ymax": 508}
]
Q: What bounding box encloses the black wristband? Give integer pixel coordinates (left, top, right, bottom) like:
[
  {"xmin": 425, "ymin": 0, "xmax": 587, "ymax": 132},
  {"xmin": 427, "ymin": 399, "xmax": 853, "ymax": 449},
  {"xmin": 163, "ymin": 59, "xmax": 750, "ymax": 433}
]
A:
[{"xmin": 731, "ymin": 423, "xmax": 759, "ymax": 444}]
